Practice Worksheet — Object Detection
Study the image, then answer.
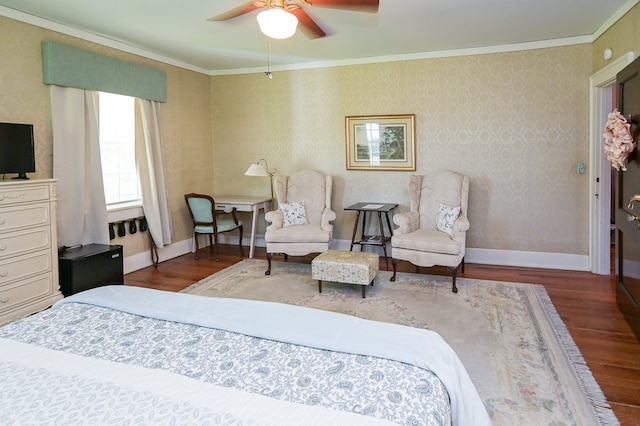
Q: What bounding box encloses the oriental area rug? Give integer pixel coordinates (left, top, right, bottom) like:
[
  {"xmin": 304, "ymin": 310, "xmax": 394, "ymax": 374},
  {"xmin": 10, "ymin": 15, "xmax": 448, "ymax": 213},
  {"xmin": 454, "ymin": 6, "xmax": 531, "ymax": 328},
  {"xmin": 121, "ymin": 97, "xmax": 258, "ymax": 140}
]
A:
[{"xmin": 182, "ymin": 259, "xmax": 618, "ymax": 426}]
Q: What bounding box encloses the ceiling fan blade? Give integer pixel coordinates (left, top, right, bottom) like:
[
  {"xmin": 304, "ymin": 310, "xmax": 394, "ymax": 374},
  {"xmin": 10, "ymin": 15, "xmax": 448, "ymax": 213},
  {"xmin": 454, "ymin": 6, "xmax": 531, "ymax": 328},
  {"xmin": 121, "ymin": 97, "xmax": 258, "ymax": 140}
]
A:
[
  {"xmin": 207, "ymin": 2, "xmax": 265, "ymax": 21},
  {"xmin": 304, "ymin": 0, "xmax": 379, "ymax": 13},
  {"xmin": 288, "ymin": 6, "xmax": 326, "ymax": 39}
]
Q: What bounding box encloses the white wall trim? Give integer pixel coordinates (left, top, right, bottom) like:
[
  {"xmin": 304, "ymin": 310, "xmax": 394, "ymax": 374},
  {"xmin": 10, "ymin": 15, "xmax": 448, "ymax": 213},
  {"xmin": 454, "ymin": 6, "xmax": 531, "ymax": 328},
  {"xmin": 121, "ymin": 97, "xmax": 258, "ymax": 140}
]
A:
[
  {"xmin": 464, "ymin": 248, "xmax": 589, "ymax": 271},
  {"xmin": 124, "ymin": 235, "xmax": 590, "ymax": 274},
  {"xmin": 3, "ymin": 2, "xmax": 636, "ymax": 77},
  {"xmin": 211, "ymin": 36, "xmax": 592, "ymax": 76},
  {"xmin": 123, "ymin": 238, "xmax": 191, "ymax": 274},
  {"xmin": 329, "ymin": 239, "xmax": 589, "ymax": 271},
  {"xmin": 588, "ymin": 51, "xmax": 635, "ymax": 275},
  {"xmin": 0, "ymin": 5, "xmax": 211, "ymax": 75},
  {"xmin": 591, "ymin": 0, "xmax": 640, "ymax": 41}
]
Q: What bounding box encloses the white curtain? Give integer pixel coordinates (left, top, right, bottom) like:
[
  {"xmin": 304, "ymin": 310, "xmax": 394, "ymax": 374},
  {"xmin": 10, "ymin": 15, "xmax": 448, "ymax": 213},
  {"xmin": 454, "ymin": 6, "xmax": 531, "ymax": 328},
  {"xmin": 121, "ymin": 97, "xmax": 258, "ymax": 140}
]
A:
[
  {"xmin": 136, "ymin": 99, "xmax": 172, "ymax": 248},
  {"xmin": 51, "ymin": 86, "xmax": 109, "ymax": 247}
]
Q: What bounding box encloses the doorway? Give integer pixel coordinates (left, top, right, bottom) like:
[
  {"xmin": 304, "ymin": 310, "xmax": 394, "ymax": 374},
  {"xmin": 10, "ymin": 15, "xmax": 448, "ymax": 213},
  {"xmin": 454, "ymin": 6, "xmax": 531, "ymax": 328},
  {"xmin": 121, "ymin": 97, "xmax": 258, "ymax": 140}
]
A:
[{"xmin": 589, "ymin": 52, "xmax": 635, "ymax": 275}]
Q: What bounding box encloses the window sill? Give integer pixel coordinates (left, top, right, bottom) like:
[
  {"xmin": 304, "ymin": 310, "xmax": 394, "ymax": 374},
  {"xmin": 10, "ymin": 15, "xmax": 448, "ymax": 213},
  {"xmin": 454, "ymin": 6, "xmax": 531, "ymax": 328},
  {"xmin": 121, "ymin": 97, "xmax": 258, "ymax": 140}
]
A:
[{"xmin": 107, "ymin": 203, "xmax": 143, "ymax": 223}]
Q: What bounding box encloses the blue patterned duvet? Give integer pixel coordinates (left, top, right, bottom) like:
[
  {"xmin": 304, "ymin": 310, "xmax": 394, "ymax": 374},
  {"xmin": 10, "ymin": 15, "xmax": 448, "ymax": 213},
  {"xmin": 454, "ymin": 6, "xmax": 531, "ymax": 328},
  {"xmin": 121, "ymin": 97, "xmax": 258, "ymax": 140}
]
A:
[{"xmin": 0, "ymin": 295, "xmax": 451, "ymax": 425}]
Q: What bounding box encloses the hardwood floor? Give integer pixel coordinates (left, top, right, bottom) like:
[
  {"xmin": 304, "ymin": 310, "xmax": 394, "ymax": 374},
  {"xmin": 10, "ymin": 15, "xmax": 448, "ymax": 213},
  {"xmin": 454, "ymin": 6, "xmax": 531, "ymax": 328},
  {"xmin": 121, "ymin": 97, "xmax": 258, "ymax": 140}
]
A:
[{"xmin": 125, "ymin": 245, "xmax": 640, "ymax": 425}]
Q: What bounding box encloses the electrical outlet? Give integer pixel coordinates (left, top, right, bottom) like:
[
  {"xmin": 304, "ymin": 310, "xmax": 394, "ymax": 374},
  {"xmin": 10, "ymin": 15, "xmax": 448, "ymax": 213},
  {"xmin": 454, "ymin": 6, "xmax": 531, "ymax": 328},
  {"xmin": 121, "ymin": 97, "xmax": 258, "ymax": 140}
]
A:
[{"xmin": 578, "ymin": 162, "xmax": 586, "ymax": 174}]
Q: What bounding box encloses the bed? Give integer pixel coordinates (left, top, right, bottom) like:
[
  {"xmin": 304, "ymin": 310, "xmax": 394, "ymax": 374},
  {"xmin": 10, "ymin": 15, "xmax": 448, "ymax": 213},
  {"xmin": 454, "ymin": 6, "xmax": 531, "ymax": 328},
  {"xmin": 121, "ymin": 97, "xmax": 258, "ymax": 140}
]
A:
[{"xmin": 0, "ymin": 285, "xmax": 490, "ymax": 425}]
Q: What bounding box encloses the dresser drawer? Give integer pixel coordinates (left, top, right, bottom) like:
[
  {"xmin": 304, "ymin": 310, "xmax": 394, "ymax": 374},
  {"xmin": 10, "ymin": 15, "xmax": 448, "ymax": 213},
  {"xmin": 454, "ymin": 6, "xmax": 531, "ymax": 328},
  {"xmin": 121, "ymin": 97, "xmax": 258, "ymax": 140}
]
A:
[
  {"xmin": 0, "ymin": 202, "xmax": 50, "ymax": 233},
  {"xmin": 0, "ymin": 251, "xmax": 52, "ymax": 286},
  {"xmin": 0, "ymin": 274, "xmax": 54, "ymax": 314},
  {"xmin": 0, "ymin": 185, "xmax": 50, "ymax": 206},
  {"xmin": 0, "ymin": 226, "xmax": 51, "ymax": 260}
]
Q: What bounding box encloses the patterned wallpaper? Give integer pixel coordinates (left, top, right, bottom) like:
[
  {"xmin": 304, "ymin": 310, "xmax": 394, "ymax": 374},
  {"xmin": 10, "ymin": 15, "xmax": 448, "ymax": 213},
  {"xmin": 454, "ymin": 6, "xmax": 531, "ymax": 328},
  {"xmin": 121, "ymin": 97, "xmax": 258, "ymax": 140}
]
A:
[
  {"xmin": 4, "ymin": 10, "xmax": 623, "ymax": 259},
  {"xmin": 212, "ymin": 45, "xmax": 592, "ymax": 254},
  {"xmin": 0, "ymin": 16, "xmax": 212, "ymax": 257}
]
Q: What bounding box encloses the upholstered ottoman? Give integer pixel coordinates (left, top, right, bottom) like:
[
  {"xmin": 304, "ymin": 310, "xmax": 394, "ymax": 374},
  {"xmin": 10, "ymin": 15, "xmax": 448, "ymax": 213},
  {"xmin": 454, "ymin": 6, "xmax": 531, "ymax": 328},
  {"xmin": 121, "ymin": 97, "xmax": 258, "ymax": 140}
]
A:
[{"xmin": 311, "ymin": 250, "xmax": 379, "ymax": 298}]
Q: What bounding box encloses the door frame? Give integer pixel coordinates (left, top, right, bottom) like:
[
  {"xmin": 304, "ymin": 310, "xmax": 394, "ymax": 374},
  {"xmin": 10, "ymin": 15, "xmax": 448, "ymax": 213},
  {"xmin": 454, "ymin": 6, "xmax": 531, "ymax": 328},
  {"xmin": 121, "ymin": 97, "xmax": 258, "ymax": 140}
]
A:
[{"xmin": 589, "ymin": 51, "xmax": 635, "ymax": 274}]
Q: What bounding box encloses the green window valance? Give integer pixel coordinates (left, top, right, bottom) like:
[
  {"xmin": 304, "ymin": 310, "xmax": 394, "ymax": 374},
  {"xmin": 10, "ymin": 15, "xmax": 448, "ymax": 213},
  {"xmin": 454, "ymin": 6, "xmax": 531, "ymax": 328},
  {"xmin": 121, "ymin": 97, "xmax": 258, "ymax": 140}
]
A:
[{"xmin": 41, "ymin": 41, "xmax": 166, "ymax": 102}]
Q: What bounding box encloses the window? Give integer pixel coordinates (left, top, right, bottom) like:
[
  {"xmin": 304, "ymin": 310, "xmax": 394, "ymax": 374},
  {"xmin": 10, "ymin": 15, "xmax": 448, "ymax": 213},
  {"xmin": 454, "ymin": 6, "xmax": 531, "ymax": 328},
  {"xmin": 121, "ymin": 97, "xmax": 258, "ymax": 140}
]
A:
[{"xmin": 98, "ymin": 92, "xmax": 140, "ymax": 209}]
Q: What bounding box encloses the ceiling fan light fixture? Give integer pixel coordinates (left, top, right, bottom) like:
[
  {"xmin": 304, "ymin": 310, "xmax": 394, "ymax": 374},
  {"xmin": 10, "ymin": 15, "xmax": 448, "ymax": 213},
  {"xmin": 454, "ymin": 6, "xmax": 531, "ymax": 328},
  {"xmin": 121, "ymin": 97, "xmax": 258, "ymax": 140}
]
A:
[{"xmin": 256, "ymin": 8, "xmax": 298, "ymax": 39}]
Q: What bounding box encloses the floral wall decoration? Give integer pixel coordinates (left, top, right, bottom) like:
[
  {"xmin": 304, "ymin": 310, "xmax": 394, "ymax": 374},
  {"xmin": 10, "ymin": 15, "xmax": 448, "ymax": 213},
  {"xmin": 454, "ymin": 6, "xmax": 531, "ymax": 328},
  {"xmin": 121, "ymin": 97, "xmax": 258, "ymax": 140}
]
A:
[{"xmin": 603, "ymin": 109, "xmax": 635, "ymax": 171}]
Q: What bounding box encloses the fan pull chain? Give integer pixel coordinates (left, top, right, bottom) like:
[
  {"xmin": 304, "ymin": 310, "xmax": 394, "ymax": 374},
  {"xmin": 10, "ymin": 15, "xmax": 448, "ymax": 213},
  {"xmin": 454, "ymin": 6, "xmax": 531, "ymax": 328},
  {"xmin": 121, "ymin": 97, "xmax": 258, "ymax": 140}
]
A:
[{"xmin": 265, "ymin": 41, "xmax": 273, "ymax": 79}]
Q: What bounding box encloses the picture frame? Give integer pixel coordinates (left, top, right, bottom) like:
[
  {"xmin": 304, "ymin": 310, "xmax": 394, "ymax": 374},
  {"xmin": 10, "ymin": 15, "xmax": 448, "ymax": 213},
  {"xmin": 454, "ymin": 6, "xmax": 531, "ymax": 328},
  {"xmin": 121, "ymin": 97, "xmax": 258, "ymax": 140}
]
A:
[{"xmin": 345, "ymin": 114, "xmax": 416, "ymax": 171}]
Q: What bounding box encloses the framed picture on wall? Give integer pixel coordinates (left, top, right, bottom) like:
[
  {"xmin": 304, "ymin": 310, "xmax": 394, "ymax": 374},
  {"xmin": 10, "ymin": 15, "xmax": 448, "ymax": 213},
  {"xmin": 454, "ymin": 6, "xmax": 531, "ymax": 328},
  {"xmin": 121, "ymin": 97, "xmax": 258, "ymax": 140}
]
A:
[{"xmin": 345, "ymin": 114, "xmax": 416, "ymax": 170}]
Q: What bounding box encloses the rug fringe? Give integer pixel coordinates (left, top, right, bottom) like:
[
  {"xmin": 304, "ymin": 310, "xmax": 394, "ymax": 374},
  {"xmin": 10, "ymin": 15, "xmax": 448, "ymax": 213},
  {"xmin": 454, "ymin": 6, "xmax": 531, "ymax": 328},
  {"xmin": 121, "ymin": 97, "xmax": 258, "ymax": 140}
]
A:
[{"xmin": 532, "ymin": 285, "xmax": 620, "ymax": 426}]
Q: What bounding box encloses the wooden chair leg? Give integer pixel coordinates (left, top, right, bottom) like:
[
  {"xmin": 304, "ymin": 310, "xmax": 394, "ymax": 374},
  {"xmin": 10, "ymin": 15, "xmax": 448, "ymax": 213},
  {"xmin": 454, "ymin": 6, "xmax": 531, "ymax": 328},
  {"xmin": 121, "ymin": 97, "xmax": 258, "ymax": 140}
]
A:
[
  {"xmin": 461, "ymin": 257, "xmax": 465, "ymax": 273},
  {"xmin": 265, "ymin": 252, "xmax": 273, "ymax": 275},
  {"xmin": 447, "ymin": 266, "xmax": 459, "ymax": 293},
  {"xmin": 213, "ymin": 232, "xmax": 220, "ymax": 261},
  {"xmin": 318, "ymin": 280, "xmax": 322, "ymax": 293},
  {"xmin": 238, "ymin": 225, "xmax": 244, "ymax": 257},
  {"xmin": 390, "ymin": 258, "xmax": 401, "ymax": 282},
  {"xmin": 194, "ymin": 233, "xmax": 200, "ymax": 260}
]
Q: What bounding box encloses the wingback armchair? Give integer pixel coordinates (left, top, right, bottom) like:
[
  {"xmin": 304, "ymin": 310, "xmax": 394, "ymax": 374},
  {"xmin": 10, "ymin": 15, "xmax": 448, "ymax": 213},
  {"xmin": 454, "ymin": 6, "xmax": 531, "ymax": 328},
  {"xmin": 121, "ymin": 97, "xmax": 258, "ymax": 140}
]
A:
[
  {"xmin": 264, "ymin": 170, "xmax": 336, "ymax": 275},
  {"xmin": 390, "ymin": 170, "xmax": 470, "ymax": 292}
]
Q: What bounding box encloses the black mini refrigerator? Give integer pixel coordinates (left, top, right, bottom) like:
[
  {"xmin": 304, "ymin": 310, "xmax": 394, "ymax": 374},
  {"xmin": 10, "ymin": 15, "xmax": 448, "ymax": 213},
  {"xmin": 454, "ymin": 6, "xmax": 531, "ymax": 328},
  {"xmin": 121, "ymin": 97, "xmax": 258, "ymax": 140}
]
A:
[{"xmin": 58, "ymin": 244, "xmax": 124, "ymax": 296}]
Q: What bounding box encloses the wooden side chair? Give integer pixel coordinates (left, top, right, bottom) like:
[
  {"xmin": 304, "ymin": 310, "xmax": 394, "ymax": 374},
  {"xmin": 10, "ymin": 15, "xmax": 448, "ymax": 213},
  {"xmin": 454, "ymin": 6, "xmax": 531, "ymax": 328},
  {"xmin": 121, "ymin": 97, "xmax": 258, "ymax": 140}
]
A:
[{"xmin": 184, "ymin": 193, "xmax": 244, "ymax": 260}]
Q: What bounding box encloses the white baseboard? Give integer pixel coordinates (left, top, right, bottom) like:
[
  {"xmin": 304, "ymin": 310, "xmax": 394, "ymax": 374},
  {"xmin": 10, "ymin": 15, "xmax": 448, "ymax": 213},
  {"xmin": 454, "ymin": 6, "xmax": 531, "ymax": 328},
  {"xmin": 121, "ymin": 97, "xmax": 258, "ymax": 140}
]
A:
[
  {"xmin": 123, "ymin": 235, "xmax": 590, "ymax": 274},
  {"xmin": 331, "ymin": 240, "xmax": 589, "ymax": 271},
  {"xmin": 123, "ymin": 234, "xmax": 263, "ymax": 273},
  {"xmin": 464, "ymin": 247, "xmax": 589, "ymax": 271},
  {"xmin": 123, "ymin": 238, "xmax": 192, "ymax": 274}
]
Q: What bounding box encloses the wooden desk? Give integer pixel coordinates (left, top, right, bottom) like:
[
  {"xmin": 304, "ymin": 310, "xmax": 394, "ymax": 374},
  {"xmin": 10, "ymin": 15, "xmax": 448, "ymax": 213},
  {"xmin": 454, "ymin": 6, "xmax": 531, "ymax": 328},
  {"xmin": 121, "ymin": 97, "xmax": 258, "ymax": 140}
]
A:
[
  {"xmin": 214, "ymin": 196, "xmax": 271, "ymax": 259},
  {"xmin": 344, "ymin": 202, "xmax": 398, "ymax": 268}
]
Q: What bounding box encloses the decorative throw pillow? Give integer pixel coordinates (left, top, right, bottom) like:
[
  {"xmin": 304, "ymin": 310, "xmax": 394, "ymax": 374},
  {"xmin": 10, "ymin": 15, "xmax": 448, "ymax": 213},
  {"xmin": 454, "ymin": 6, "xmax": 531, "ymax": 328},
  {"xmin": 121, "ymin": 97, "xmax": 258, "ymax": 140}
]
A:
[
  {"xmin": 280, "ymin": 200, "xmax": 308, "ymax": 227},
  {"xmin": 436, "ymin": 203, "xmax": 460, "ymax": 235}
]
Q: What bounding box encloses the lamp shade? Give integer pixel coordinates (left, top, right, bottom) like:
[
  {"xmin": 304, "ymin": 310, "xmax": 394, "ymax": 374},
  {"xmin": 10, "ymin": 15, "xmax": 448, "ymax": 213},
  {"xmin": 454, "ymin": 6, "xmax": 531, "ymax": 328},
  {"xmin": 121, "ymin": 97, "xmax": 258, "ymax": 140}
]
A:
[
  {"xmin": 256, "ymin": 8, "xmax": 298, "ymax": 39},
  {"xmin": 244, "ymin": 163, "xmax": 269, "ymax": 177}
]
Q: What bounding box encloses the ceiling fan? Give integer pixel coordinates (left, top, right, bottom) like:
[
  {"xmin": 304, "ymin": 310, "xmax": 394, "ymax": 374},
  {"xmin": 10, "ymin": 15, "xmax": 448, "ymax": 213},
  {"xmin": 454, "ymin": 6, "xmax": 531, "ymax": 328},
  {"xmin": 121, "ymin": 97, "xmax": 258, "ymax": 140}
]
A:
[{"xmin": 208, "ymin": 0, "xmax": 380, "ymax": 40}]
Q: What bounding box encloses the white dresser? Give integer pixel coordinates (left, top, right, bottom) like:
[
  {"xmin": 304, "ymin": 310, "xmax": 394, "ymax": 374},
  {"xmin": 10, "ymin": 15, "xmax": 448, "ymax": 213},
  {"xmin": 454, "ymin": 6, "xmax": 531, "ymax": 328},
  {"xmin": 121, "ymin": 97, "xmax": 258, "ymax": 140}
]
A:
[{"xmin": 0, "ymin": 179, "xmax": 62, "ymax": 326}]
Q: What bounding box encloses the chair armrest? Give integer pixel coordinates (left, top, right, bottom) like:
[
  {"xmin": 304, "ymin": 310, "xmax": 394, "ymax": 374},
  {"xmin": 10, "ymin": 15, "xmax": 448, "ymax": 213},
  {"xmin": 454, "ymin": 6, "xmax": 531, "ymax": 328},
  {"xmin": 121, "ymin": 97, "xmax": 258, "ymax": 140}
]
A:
[
  {"xmin": 321, "ymin": 208, "xmax": 336, "ymax": 231},
  {"xmin": 265, "ymin": 209, "xmax": 284, "ymax": 231},
  {"xmin": 393, "ymin": 211, "xmax": 418, "ymax": 235},
  {"xmin": 451, "ymin": 214, "xmax": 470, "ymax": 241}
]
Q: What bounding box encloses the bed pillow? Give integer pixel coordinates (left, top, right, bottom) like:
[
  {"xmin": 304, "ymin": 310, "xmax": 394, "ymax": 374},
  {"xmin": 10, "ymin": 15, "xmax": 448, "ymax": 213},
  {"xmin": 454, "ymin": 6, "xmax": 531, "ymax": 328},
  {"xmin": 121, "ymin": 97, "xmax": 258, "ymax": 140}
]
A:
[
  {"xmin": 436, "ymin": 203, "xmax": 460, "ymax": 235},
  {"xmin": 280, "ymin": 200, "xmax": 308, "ymax": 227}
]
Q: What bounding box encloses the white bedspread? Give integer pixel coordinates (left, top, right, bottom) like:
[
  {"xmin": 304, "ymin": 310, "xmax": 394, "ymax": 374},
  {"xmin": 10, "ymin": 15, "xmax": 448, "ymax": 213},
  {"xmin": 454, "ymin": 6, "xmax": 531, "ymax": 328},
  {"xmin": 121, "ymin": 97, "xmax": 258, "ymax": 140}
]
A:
[
  {"xmin": 0, "ymin": 338, "xmax": 394, "ymax": 425},
  {"xmin": 57, "ymin": 285, "xmax": 491, "ymax": 425}
]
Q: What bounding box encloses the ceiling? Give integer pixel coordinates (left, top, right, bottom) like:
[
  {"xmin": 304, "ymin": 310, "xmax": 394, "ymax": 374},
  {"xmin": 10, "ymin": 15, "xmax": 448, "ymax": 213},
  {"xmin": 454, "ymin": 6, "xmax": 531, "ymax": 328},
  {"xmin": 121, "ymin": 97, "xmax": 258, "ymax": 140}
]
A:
[{"xmin": 0, "ymin": 0, "xmax": 636, "ymax": 74}]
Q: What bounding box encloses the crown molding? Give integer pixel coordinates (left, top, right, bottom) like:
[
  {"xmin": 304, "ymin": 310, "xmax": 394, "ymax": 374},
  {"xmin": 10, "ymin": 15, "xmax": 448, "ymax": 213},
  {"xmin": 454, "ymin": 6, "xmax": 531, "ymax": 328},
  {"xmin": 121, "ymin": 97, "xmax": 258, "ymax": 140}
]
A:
[
  {"xmin": 0, "ymin": 5, "xmax": 210, "ymax": 75},
  {"xmin": 3, "ymin": 2, "xmax": 638, "ymax": 77}
]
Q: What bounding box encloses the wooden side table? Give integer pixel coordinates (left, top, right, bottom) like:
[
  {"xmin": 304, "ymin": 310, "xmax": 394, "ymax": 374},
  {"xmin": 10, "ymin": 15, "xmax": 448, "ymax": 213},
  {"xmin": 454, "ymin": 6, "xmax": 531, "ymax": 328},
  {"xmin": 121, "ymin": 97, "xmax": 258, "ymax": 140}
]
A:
[{"xmin": 344, "ymin": 202, "xmax": 398, "ymax": 268}]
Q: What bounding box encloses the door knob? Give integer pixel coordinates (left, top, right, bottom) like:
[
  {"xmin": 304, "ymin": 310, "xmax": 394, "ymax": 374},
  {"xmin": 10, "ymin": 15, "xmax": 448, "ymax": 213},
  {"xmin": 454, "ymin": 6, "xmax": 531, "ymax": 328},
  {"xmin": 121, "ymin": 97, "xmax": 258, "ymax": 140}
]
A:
[
  {"xmin": 627, "ymin": 213, "xmax": 640, "ymax": 229},
  {"xmin": 628, "ymin": 194, "xmax": 640, "ymax": 210}
]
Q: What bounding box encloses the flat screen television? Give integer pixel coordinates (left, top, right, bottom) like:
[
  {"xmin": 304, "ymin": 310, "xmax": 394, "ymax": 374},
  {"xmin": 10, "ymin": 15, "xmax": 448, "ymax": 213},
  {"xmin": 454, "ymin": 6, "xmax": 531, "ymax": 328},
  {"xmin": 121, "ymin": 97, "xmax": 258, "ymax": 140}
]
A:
[{"xmin": 0, "ymin": 122, "xmax": 36, "ymax": 180}]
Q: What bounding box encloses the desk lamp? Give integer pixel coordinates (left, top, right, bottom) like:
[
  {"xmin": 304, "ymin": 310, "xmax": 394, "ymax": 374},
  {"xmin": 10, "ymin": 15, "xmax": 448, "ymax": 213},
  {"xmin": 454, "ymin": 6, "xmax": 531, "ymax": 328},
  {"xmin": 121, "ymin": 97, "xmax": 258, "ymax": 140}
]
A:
[{"xmin": 244, "ymin": 159, "xmax": 277, "ymax": 205}]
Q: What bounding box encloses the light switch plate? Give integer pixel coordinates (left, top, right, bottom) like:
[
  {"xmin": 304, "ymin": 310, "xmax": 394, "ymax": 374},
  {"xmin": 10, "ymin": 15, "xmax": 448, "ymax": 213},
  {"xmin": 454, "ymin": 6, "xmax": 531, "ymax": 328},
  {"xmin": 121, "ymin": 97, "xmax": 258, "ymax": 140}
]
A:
[{"xmin": 578, "ymin": 162, "xmax": 586, "ymax": 174}]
